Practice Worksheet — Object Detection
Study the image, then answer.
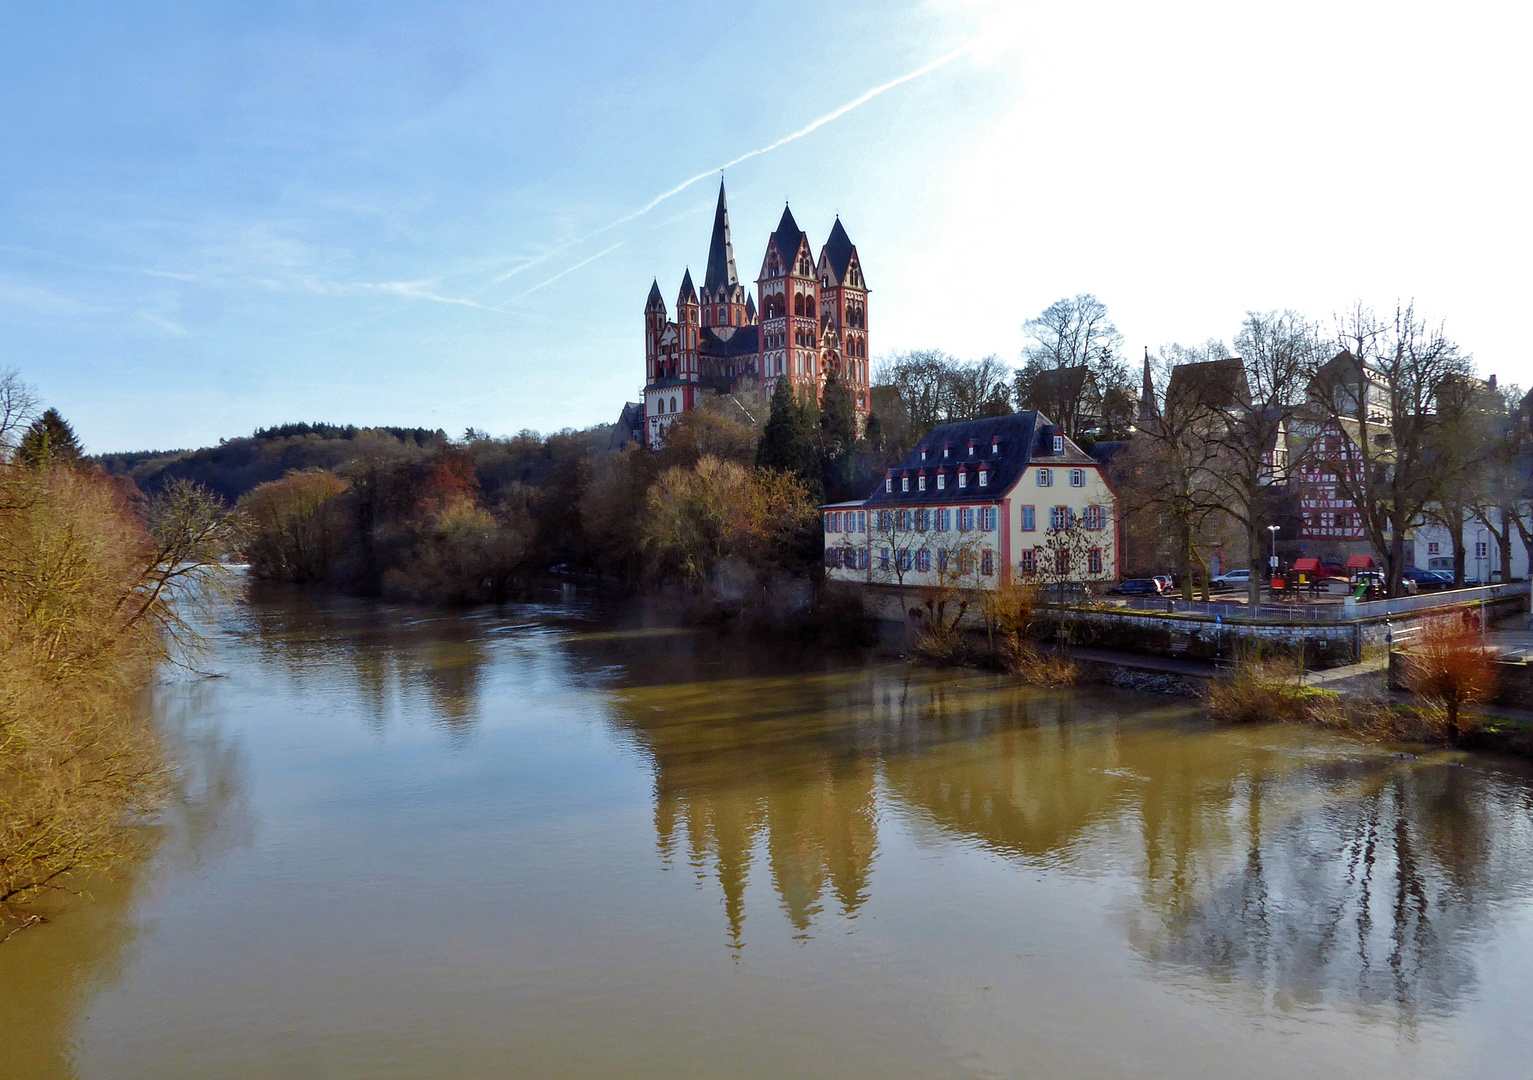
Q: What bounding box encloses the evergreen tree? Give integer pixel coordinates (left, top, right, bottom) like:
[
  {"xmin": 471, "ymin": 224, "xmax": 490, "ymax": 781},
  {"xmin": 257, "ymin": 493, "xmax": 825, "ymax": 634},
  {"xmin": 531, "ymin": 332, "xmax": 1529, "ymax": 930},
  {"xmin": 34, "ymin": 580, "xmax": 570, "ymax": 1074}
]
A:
[
  {"xmin": 818, "ymin": 369, "xmax": 859, "ymax": 501},
  {"xmin": 17, "ymin": 409, "xmax": 82, "ymax": 467},
  {"xmin": 756, "ymin": 378, "xmax": 822, "ymax": 498}
]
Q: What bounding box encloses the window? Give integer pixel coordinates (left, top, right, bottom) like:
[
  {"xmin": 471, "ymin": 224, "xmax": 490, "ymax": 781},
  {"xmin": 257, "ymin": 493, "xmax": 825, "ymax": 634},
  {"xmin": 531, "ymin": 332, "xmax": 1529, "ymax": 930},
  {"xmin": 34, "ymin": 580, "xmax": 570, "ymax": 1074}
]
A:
[
  {"xmin": 959, "ymin": 507, "xmax": 973, "ymax": 531},
  {"xmin": 1020, "ymin": 549, "xmax": 1036, "ymax": 574},
  {"xmin": 1428, "ymin": 541, "xmax": 1440, "ymax": 555},
  {"xmin": 1088, "ymin": 548, "xmax": 1103, "ymax": 574},
  {"xmin": 1055, "ymin": 549, "xmax": 1070, "ymax": 575},
  {"xmin": 899, "ymin": 550, "xmax": 912, "ymax": 571},
  {"xmin": 881, "ymin": 549, "xmax": 890, "ymax": 570},
  {"xmin": 826, "ymin": 549, "xmax": 839, "ymax": 568},
  {"xmin": 1037, "ymin": 469, "xmax": 1053, "ymax": 487},
  {"xmin": 981, "ymin": 507, "xmax": 996, "ymax": 531},
  {"xmin": 1070, "ymin": 469, "xmax": 1084, "ymax": 487},
  {"xmin": 1084, "ymin": 505, "xmax": 1104, "ymax": 531},
  {"xmin": 958, "ymin": 470, "xmax": 968, "ymax": 488},
  {"xmin": 936, "ymin": 508, "xmax": 950, "ymax": 532},
  {"xmin": 901, "ymin": 476, "xmax": 909, "ymax": 492},
  {"xmin": 1477, "ymin": 541, "xmax": 1488, "ymax": 558},
  {"xmin": 978, "ymin": 469, "xmax": 988, "ymax": 487},
  {"xmin": 859, "ymin": 549, "xmax": 869, "ymax": 569},
  {"xmin": 671, "ymin": 397, "xmax": 677, "ymax": 413},
  {"xmin": 1053, "ymin": 435, "xmax": 1064, "ymax": 454},
  {"xmin": 943, "ymin": 445, "xmax": 950, "ymax": 459},
  {"xmin": 917, "ymin": 549, "xmax": 931, "ymax": 572},
  {"xmin": 878, "ymin": 510, "xmax": 891, "ymax": 531},
  {"xmin": 920, "ymin": 448, "xmax": 927, "ymax": 461},
  {"xmin": 937, "ymin": 472, "xmax": 945, "ymax": 490},
  {"xmin": 991, "ymin": 440, "xmax": 1000, "ymax": 456},
  {"xmin": 918, "ymin": 475, "xmax": 926, "ymax": 491},
  {"xmin": 824, "ymin": 514, "xmax": 834, "ymax": 533},
  {"xmin": 981, "ymin": 550, "xmax": 994, "ymax": 576},
  {"xmin": 1051, "ymin": 506, "xmax": 1069, "ymax": 531},
  {"xmin": 856, "ymin": 511, "xmax": 866, "ymax": 533},
  {"xmin": 885, "ymin": 477, "xmax": 892, "ymax": 492},
  {"xmin": 1022, "ymin": 506, "xmax": 1036, "ymax": 532},
  {"xmin": 937, "ymin": 549, "xmax": 948, "ymax": 571},
  {"xmin": 916, "ymin": 509, "xmax": 930, "ymax": 531}
]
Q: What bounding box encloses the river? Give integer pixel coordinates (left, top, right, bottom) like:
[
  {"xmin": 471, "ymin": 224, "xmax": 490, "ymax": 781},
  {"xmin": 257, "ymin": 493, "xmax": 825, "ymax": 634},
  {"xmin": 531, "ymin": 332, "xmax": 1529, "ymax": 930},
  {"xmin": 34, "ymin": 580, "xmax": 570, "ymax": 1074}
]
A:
[{"xmin": 3, "ymin": 590, "xmax": 1532, "ymax": 1078}]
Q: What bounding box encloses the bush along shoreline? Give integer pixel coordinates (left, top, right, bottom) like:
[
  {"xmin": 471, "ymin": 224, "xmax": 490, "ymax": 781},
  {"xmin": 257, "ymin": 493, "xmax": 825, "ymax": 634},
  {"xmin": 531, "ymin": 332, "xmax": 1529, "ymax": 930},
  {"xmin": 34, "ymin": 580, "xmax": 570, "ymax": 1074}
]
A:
[{"xmin": 0, "ymin": 373, "xmax": 238, "ymax": 937}]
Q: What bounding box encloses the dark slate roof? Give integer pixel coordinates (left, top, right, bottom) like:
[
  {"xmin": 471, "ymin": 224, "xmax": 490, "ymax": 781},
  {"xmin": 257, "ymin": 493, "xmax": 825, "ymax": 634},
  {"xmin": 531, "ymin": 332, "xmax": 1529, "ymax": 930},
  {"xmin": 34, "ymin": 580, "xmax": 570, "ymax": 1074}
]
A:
[
  {"xmin": 864, "ymin": 412, "xmax": 1097, "ymax": 506},
  {"xmin": 744, "ymin": 293, "xmax": 757, "ymax": 317},
  {"xmin": 645, "ymin": 279, "xmax": 665, "ymax": 310},
  {"xmin": 1165, "ymin": 358, "xmax": 1249, "ymax": 411},
  {"xmin": 772, "ymin": 205, "xmax": 805, "ymax": 262},
  {"xmin": 648, "ymin": 377, "xmax": 693, "ymax": 390},
  {"xmin": 821, "ymin": 217, "xmax": 856, "ymax": 283},
  {"xmin": 700, "ymin": 325, "xmax": 760, "ymax": 358},
  {"xmin": 677, "ymin": 268, "xmax": 697, "ymax": 305},
  {"xmin": 703, "ymin": 181, "xmax": 738, "ymax": 293},
  {"xmin": 1089, "ymin": 440, "xmax": 1128, "ymax": 467}
]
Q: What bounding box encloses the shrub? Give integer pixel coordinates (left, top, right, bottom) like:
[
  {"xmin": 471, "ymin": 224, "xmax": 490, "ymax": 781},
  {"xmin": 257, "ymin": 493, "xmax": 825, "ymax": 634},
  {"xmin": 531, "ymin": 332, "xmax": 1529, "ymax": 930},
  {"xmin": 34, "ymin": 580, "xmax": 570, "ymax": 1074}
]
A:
[
  {"xmin": 1400, "ymin": 614, "xmax": 1496, "ymax": 745},
  {"xmin": 1203, "ymin": 653, "xmax": 1310, "ymax": 723}
]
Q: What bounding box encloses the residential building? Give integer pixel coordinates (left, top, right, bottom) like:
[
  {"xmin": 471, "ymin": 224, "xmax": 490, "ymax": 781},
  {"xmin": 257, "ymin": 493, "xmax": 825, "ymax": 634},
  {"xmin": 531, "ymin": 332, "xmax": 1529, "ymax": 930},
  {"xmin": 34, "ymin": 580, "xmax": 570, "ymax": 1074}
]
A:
[{"xmin": 821, "ymin": 412, "xmax": 1118, "ymax": 590}]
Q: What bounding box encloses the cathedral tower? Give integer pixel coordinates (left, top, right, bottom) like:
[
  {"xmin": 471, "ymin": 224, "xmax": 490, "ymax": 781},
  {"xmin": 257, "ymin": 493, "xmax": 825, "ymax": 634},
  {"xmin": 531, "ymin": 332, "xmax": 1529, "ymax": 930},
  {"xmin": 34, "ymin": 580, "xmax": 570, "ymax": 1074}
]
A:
[
  {"xmin": 757, "ymin": 204, "xmax": 820, "ymax": 399},
  {"xmin": 816, "ymin": 217, "xmax": 870, "ymax": 416}
]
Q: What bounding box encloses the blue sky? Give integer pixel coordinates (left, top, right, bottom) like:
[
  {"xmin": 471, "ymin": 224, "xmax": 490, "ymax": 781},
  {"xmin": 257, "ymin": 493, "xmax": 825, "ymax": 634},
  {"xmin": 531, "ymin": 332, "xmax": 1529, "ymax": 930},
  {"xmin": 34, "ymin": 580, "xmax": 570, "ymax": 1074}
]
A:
[{"xmin": 3, "ymin": 1, "xmax": 1529, "ymax": 452}]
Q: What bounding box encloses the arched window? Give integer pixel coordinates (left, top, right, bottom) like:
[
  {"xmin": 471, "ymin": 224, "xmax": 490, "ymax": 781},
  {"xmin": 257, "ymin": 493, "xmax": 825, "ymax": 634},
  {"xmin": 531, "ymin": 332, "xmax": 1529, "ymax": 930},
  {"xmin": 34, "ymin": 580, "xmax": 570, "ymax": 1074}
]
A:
[{"xmin": 792, "ymin": 294, "xmax": 803, "ymax": 316}]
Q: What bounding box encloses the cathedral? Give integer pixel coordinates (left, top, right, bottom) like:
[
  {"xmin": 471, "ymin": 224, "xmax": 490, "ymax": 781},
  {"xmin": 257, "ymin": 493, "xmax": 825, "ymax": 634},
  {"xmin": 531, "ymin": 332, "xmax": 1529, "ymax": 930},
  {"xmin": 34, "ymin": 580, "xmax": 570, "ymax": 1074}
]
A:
[{"xmin": 641, "ymin": 181, "xmax": 870, "ymax": 448}]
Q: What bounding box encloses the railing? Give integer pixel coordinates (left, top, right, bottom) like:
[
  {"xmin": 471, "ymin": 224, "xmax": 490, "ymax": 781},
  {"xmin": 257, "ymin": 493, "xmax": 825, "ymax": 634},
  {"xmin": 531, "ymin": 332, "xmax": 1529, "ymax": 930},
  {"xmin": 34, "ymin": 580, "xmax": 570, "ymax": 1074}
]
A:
[{"xmin": 1107, "ymin": 581, "xmax": 1528, "ymax": 623}]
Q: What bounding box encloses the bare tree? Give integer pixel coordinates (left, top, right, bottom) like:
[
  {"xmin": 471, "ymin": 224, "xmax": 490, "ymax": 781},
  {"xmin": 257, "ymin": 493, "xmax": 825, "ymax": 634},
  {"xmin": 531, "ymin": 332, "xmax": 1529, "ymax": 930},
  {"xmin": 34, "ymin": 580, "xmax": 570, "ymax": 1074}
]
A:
[
  {"xmin": 1115, "ymin": 346, "xmax": 1229, "ymax": 599},
  {"xmin": 1015, "ymin": 294, "xmax": 1128, "ymax": 440},
  {"xmin": 0, "ymin": 368, "xmax": 39, "ymax": 458},
  {"xmin": 1311, "ymin": 303, "xmax": 1474, "ymax": 596},
  {"xmin": 1200, "ymin": 311, "xmax": 1324, "ymax": 605}
]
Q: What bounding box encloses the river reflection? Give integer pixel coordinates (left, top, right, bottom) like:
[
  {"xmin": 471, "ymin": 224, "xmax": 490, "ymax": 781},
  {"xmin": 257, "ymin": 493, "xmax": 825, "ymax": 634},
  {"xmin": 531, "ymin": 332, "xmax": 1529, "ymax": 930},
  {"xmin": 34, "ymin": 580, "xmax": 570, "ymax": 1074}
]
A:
[{"xmin": 6, "ymin": 592, "xmax": 1532, "ymax": 1079}]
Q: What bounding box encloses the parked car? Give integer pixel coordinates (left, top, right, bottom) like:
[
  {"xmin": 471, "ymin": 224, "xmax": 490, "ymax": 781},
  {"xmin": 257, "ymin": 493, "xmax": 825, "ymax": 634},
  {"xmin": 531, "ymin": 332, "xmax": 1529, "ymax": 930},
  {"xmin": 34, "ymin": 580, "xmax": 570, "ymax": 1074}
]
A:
[
  {"xmin": 1210, "ymin": 569, "xmax": 1252, "ymax": 591},
  {"xmin": 1152, "ymin": 575, "xmax": 1174, "ymax": 594},
  {"xmin": 1401, "ymin": 567, "xmax": 1451, "ymax": 591},
  {"xmin": 1107, "ymin": 578, "xmax": 1165, "ymax": 597}
]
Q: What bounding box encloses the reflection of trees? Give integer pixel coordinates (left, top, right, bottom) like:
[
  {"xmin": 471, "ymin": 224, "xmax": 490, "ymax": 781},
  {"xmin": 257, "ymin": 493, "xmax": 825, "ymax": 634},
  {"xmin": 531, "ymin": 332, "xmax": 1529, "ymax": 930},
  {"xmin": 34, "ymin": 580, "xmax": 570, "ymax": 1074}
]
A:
[
  {"xmin": 238, "ymin": 585, "xmax": 491, "ymax": 737},
  {"xmin": 1135, "ymin": 759, "xmax": 1533, "ymax": 1019},
  {"xmin": 0, "ymin": 677, "xmax": 247, "ymax": 1080}
]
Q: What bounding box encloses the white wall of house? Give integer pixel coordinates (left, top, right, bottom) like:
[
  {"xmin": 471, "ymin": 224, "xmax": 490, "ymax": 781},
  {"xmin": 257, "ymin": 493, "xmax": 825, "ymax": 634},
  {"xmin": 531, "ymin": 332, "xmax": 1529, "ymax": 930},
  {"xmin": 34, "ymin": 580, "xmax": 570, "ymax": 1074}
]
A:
[
  {"xmin": 1411, "ymin": 507, "xmax": 1531, "ymax": 581},
  {"xmin": 821, "ymin": 464, "xmax": 1117, "ymax": 590}
]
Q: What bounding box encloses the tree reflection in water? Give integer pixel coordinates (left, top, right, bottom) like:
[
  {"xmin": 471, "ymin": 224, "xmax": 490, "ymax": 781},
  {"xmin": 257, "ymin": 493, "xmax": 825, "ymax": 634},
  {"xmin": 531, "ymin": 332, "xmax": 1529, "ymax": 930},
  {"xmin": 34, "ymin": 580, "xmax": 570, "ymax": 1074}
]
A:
[
  {"xmin": 586, "ymin": 616, "xmax": 1533, "ymax": 1020},
  {"xmin": 236, "ymin": 585, "xmax": 500, "ymax": 739}
]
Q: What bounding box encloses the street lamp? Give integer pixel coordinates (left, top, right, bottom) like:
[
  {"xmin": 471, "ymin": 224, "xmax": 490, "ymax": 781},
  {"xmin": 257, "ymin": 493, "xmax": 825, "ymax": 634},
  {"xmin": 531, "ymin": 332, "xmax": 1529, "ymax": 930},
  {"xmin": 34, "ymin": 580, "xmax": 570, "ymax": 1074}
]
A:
[{"xmin": 1267, "ymin": 524, "xmax": 1281, "ymax": 598}]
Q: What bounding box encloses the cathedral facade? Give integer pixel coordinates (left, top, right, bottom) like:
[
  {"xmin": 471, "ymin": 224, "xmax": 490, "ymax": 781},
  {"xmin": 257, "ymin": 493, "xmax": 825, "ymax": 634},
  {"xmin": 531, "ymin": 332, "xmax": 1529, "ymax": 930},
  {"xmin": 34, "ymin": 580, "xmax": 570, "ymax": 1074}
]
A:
[{"xmin": 642, "ymin": 181, "xmax": 870, "ymax": 449}]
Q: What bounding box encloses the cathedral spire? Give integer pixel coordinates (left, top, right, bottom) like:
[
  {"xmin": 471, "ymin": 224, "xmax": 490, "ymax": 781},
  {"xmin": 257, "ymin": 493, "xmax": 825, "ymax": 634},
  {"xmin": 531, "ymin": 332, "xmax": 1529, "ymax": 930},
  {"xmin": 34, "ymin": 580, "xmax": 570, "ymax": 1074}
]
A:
[
  {"xmin": 1137, "ymin": 347, "xmax": 1157, "ymax": 423},
  {"xmin": 703, "ymin": 180, "xmax": 738, "ymax": 295}
]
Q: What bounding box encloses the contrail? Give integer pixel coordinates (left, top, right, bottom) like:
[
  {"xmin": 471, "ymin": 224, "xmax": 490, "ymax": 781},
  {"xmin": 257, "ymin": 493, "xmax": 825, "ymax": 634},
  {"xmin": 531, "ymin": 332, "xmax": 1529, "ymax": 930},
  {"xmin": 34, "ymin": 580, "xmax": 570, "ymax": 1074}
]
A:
[
  {"xmin": 480, "ymin": 41, "xmax": 974, "ymax": 293},
  {"xmin": 512, "ymin": 242, "xmax": 625, "ymax": 301}
]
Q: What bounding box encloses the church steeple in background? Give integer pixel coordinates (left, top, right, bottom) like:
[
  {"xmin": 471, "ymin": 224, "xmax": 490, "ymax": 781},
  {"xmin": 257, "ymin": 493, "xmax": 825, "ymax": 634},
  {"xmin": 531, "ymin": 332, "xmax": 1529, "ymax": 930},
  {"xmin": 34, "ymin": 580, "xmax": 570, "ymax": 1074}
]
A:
[{"xmin": 703, "ymin": 181, "xmax": 738, "ymax": 295}]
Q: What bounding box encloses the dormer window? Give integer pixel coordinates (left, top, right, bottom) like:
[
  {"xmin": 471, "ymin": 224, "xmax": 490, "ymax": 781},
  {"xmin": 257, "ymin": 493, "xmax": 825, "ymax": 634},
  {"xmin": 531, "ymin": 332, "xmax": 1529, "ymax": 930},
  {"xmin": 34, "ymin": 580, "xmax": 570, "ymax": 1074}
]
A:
[
  {"xmin": 1052, "ymin": 435, "xmax": 1064, "ymax": 454},
  {"xmin": 885, "ymin": 476, "xmax": 892, "ymax": 492},
  {"xmin": 942, "ymin": 446, "xmax": 950, "ymax": 459},
  {"xmin": 901, "ymin": 475, "xmax": 909, "ymax": 492},
  {"xmin": 991, "ymin": 439, "xmax": 1000, "ymax": 456},
  {"xmin": 918, "ymin": 474, "xmax": 926, "ymax": 491},
  {"xmin": 920, "ymin": 448, "xmax": 927, "ymax": 461},
  {"xmin": 978, "ymin": 468, "xmax": 988, "ymax": 487},
  {"xmin": 958, "ymin": 469, "xmax": 968, "ymax": 488},
  {"xmin": 968, "ymin": 443, "xmax": 976, "ymax": 457},
  {"xmin": 937, "ymin": 472, "xmax": 946, "ymax": 490}
]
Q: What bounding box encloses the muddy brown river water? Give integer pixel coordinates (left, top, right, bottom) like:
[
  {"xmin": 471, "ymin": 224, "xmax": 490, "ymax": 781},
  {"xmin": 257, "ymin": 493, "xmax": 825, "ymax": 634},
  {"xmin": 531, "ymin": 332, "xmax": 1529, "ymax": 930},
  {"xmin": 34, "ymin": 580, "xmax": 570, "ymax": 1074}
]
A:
[{"xmin": 3, "ymin": 591, "xmax": 1532, "ymax": 1078}]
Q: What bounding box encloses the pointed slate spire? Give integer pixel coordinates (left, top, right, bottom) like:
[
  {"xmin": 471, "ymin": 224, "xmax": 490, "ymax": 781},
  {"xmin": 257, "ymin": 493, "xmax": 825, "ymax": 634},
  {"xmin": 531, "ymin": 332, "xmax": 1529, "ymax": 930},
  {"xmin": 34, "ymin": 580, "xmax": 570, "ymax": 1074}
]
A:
[
  {"xmin": 744, "ymin": 293, "xmax": 756, "ymax": 319},
  {"xmin": 703, "ymin": 180, "xmax": 738, "ymax": 294},
  {"xmin": 677, "ymin": 268, "xmax": 697, "ymax": 306},
  {"xmin": 822, "ymin": 216, "xmax": 856, "ymax": 283},
  {"xmin": 773, "ymin": 204, "xmax": 805, "ymax": 263},
  {"xmin": 645, "ymin": 278, "xmax": 666, "ymax": 312},
  {"xmin": 1137, "ymin": 347, "xmax": 1157, "ymax": 423}
]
